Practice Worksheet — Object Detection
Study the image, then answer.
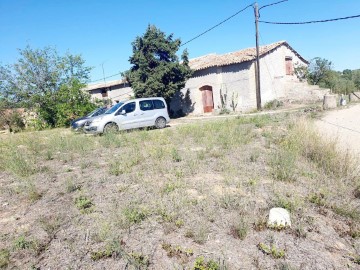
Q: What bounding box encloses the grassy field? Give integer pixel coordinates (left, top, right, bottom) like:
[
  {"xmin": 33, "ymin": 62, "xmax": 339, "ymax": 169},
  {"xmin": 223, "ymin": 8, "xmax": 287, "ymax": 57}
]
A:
[{"xmin": 0, "ymin": 112, "xmax": 359, "ymax": 269}]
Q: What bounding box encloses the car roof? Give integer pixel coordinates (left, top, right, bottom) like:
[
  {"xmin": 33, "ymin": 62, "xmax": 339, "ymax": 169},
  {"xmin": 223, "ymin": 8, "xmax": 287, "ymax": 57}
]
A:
[{"xmin": 124, "ymin": 97, "xmax": 166, "ymax": 102}]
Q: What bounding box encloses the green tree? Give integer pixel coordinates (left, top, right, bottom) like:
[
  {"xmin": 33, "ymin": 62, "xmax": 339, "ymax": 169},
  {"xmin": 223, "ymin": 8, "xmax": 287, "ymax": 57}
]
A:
[
  {"xmin": 54, "ymin": 78, "xmax": 96, "ymax": 127},
  {"xmin": 352, "ymin": 69, "xmax": 360, "ymax": 89},
  {"xmin": 308, "ymin": 57, "xmax": 333, "ymax": 85},
  {"xmin": 125, "ymin": 25, "xmax": 192, "ymax": 107},
  {"xmin": 342, "ymin": 69, "xmax": 352, "ymax": 81},
  {"xmin": 0, "ymin": 46, "xmax": 94, "ymax": 127}
]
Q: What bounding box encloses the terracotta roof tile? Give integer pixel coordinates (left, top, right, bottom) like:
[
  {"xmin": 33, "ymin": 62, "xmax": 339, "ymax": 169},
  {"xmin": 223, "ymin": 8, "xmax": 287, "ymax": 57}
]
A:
[
  {"xmin": 189, "ymin": 40, "xmax": 306, "ymax": 71},
  {"xmin": 84, "ymin": 79, "xmax": 127, "ymax": 91}
]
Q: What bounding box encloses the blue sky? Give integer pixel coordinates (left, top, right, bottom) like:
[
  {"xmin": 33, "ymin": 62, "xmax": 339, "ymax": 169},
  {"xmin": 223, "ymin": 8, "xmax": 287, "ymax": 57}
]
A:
[{"xmin": 1, "ymin": 0, "xmax": 359, "ymax": 82}]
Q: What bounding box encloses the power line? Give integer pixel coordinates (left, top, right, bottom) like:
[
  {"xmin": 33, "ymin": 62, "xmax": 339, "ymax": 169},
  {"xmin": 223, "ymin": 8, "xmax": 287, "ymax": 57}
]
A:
[
  {"xmin": 259, "ymin": 0, "xmax": 288, "ymax": 11},
  {"xmin": 260, "ymin": 14, "xmax": 360, "ymax": 25},
  {"xmin": 181, "ymin": 3, "xmax": 254, "ymax": 47},
  {"xmin": 89, "ymin": 72, "xmax": 122, "ymax": 83},
  {"xmin": 90, "ymin": 4, "xmax": 254, "ymax": 83},
  {"xmin": 90, "ymin": 3, "xmax": 255, "ymax": 83},
  {"xmin": 318, "ymin": 118, "xmax": 360, "ymax": 134}
]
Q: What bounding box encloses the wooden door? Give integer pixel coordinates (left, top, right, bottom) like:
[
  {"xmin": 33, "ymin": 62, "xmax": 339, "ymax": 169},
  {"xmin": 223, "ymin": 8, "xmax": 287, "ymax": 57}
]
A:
[
  {"xmin": 200, "ymin": 85, "xmax": 214, "ymax": 113},
  {"xmin": 285, "ymin": 57, "xmax": 293, "ymax": 75}
]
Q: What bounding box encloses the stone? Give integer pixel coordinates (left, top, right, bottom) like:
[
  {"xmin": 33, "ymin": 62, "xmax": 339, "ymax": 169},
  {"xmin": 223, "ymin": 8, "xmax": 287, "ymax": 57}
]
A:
[
  {"xmin": 268, "ymin": 208, "xmax": 291, "ymax": 227},
  {"xmin": 323, "ymin": 94, "xmax": 337, "ymax": 110}
]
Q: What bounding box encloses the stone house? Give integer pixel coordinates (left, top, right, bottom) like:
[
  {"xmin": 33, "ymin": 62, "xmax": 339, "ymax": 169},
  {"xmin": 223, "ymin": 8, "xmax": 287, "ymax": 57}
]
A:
[
  {"xmin": 83, "ymin": 79, "xmax": 133, "ymax": 104},
  {"xmin": 85, "ymin": 41, "xmax": 326, "ymax": 114}
]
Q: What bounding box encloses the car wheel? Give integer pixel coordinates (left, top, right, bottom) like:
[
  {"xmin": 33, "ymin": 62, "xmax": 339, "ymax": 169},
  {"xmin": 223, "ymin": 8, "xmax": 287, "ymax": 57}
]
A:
[
  {"xmin": 155, "ymin": 117, "xmax": 166, "ymax": 129},
  {"xmin": 103, "ymin": 123, "xmax": 118, "ymax": 134}
]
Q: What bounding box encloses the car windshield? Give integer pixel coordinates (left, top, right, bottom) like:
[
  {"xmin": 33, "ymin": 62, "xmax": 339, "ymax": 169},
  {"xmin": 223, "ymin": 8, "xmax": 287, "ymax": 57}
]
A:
[
  {"xmin": 86, "ymin": 108, "xmax": 101, "ymax": 117},
  {"xmin": 104, "ymin": 102, "xmax": 124, "ymax": 114}
]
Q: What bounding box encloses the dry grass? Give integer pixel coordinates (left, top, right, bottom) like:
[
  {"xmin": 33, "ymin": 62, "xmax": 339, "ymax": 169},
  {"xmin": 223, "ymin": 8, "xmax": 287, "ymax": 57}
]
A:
[{"xmin": 0, "ymin": 113, "xmax": 359, "ymax": 269}]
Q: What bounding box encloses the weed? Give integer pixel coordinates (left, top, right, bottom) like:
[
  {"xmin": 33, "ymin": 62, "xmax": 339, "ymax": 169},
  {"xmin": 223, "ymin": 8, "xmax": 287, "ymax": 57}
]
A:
[
  {"xmin": 123, "ymin": 204, "xmax": 148, "ymax": 225},
  {"xmin": 0, "ymin": 249, "xmax": 10, "ymax": 268},
  {"xmin": 249, "ymin": 151, "xmax": 260, "ymax": 162},
  {"xmin": 108, "ymin": 160, "xmax": 123, "ymax": 176},
  {"xmin": 65, "ymin": 178, "xmax": 81, "ymax": 193},
  {"xmin": 171, "ymin": 148, "xmax": 182, "ymax": 162},
  {"xmin": 75, "ymin": 196, "xmax": 94, "ymax": 214},
  {"xmin": 332, "ymin": 204, "xmax": 360, "ymax": 221},
  {"xmin": 270, "ymin": 149, "xmax": 297, "ymax": 182},
  {"xmin": 229, "ymin": 218, "xmax": 248, "ymax": 240},
  {"xmin": 162, "ymin": 181, "xmax": 181, "ymax": 194},
  {"xmin": 191, "ymin": 224, "xmax": 209, "ymax": 245},
  {"xmin": 38, "ymin": 216, "xmax": 62, "ymax": 238},
  {"xmin": 175, "ymin": 219, "xmax": 185, "ymax": 228},
  {"xmin": 349, "ymin": 254, "xmax": 360, "ymax": 265},
  {"xmin": 264, "ymin": 99, "xmax": 283, "ymax": 110},
  {"xmin": 4, "ymin": 148, "xmax": 37, "ymax": 177},
  {"xmin": 26, "ymin": 182, "xmax": 42, "ymax": 202},
  {"xmin": 308, "ymin": 192, "xmax": 327, "ymax": 207},
  {"xmin": 349, "ymin": 223, "xmax": 360, "ymax": 238},
  {"xmin": 272, "ymin": 195, "xmax": 298, "ymax": 213},
  {"xmin": 91, "ymin": 239, "xmax": 150, "ymax": 268},
  {"xmin": 193, "ymin": 256, "xmax": 221, "ymax": 270},
  {"xmin": 219, "ymin": 194, "xmax": 241, "ymax": 210},
  {"xmin": 13, "ymin": 235, "xmax": 33, "ymax": 250},
  {"xmin": 283, "ymin": 118, "xmax": 355, "ymax": 178},
  {"xmin": 253, "ymin": 218, "xmax": 268, "ymax": 232},
  {"xmin": 257, "ymin": 242, "xmax": 285, "ymax": 259},
  {"xmin": 129, "ymin": 252, "xmax": 150, "ymax": 268},
  {"xmin": 45, "ymin": 150, "xmax": 54, "ymax": 160},
  {"xmin": 162, "ymin": 242, "xmax": 193, "ymax": 259}
]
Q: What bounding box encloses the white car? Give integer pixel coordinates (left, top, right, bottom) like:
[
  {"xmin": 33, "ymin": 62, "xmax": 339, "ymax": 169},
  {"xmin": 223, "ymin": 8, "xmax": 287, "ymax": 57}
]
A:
[{"xmin": 83, "ymin": 97, "xmax": 170, "ymax": 134}]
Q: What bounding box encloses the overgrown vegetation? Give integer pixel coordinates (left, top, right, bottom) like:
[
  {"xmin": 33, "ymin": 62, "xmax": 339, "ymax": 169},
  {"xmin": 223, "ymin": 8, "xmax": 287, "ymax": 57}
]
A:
[
  {"xmin": 0, "ymin": 46, "xmax": 96, "ymax": 128},
  {"xmin": 0, "ymin": 112, "xmax": 359, "ymax": 269},
  {"xmin": 298, "ymin": 57, "xmax": 360, "ymax": 94}
]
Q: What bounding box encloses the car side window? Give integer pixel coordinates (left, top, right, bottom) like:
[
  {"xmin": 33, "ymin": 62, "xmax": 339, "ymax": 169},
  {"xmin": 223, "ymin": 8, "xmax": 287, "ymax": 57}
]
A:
[
  {"xmin": 153, "ymin": 99, "xmax": 165, "ymax": 109},
  {"xmin": 140, "ymin": 100, "xmax": 154, "ymax": 111},
  {"xmin": 122, "ymin": 102, "xmax": 136, "ymax": 114}
]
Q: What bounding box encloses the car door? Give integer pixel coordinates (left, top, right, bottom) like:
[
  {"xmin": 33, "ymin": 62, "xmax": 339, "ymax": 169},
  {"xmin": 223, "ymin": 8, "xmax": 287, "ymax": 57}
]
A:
[
  {"xmin": 113, "ymin": 101, "xmax": 138, "ymax": 130},
  {"xmin": 138, "ymin": 100, "xmax": 156, "ymax": 127}
]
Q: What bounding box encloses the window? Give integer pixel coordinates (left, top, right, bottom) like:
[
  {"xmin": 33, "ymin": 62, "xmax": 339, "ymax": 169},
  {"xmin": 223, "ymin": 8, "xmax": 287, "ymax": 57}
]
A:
[
  {"xmin": 153, "ymin": 99, "xmax": 165, "ymax": 109},
  {"xmin": 140, "ymin": 100, "xmax": 154, "ymax": 111},
  {"xmin": 101, "ymin": 89, "xmax": 108, "ymax": 97},
  {"xmin": 93, "ymin": 108, "xmax": 106, "ymax": 116},
  {"xmin": 122, "ymin": 102, "xmax": 136, "ymax": 113},
  {"xmin": 285, "ymin": 57, "xmax": 293, "ymax": 75}
]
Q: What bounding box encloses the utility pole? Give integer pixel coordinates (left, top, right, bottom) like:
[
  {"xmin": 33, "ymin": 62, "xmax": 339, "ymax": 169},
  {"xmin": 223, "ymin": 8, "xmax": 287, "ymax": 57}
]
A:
[{"xmin": 254, "ymin": 2, "xmax": 261, "ymax": 110}]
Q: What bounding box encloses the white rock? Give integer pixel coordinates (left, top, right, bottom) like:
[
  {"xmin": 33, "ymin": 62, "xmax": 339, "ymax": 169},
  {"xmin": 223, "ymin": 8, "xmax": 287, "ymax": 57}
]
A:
[{"xmin": 268, "ymin": 208, "xmax": 291, "ymax": 227}]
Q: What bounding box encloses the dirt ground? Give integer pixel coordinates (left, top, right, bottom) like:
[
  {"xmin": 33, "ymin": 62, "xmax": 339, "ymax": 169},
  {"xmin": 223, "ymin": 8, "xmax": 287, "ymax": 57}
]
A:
[
  {"xmin": 1, "ymin": 106, "xmax": 360, "ymax": 269},
  {"xmin": 315, "ymin": 103, "xmax": 360, "ymax": 157}
]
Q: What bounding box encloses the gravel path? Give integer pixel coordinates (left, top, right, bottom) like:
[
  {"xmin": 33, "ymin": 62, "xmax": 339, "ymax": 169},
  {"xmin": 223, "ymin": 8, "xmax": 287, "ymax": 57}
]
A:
[{"xmin": 315, "ymin": 103, "xmax": 360, "ymax": 157}]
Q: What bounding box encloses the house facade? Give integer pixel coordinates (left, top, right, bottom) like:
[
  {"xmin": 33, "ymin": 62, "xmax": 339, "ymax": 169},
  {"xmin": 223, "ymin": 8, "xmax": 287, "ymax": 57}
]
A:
[
  {"xmin": 85, "ymin": 41, "xmax": 324, "ymax": 114},
  {"xmin": 83, "ymin": 79, "xmax": 133, "ymax": 104}
]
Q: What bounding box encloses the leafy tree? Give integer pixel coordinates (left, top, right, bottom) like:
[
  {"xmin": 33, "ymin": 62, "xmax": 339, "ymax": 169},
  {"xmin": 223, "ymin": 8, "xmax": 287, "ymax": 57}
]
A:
[
  {"xmin": 352, "ymin": 70, "xmax": 360, "ymax": 89},
  {"xmin": 342, "ymin": 69, "xmax": 352, "ymax": 81},
  {"xmin": 307, "ymin": 57, "xmax": 333, "ymax": 85},
  {"xmin": 0, "ymin": 46, "xmax": 94, "ymax": 127},
  {"xmin": 125, "ymin": 25, "xmax": 192, "ymax": 106},
  {"xmin": 54, "ymin": 78, "xmax": 96, "ymax": 127}
]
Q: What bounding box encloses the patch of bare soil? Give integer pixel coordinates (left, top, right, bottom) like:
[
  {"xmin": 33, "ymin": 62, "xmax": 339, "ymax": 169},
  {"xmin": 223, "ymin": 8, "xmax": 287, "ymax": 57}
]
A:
[{"xmin": 315, "ymin": 103, "xmax": 360, "ymax": 156}]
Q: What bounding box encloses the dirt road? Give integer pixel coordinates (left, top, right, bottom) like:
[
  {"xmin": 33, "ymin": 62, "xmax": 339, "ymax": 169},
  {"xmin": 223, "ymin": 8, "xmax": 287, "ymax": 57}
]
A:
[{"xmin": 315, "ymin": 103, "xmax": 360, "ymax": 157}]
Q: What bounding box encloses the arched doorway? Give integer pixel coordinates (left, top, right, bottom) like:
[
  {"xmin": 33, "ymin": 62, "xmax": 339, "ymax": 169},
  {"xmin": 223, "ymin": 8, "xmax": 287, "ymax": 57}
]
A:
[{"xmin": 199, "ymin": 85, "xmax": 214, "ymax": 113}]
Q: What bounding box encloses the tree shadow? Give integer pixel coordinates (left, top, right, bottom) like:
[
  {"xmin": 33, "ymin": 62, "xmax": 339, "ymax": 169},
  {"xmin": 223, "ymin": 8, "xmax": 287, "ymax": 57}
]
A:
[{"xmin": 170, "ymin": 89, "xmax": 195, "ymax": 118}]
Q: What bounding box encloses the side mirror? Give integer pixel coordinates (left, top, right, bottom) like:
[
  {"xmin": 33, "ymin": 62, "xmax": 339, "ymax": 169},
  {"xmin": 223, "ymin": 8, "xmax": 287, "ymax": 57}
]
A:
[{"xmin": 121, "ymin": 110, "xmax": 126, "ymax": 115}]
